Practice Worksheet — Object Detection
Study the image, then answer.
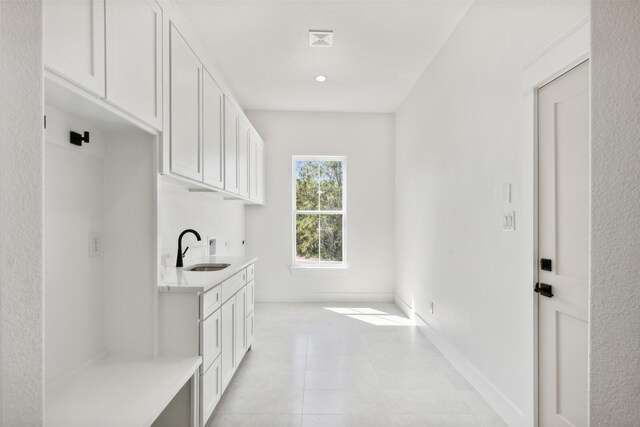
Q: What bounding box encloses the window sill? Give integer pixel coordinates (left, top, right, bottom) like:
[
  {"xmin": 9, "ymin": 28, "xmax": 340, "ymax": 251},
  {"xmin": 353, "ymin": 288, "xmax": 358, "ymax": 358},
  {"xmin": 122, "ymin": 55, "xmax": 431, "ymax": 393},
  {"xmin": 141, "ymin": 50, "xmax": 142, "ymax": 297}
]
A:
[{"xmin": 290, "ymin": 264, "xmax": 350, "ymax": 274}]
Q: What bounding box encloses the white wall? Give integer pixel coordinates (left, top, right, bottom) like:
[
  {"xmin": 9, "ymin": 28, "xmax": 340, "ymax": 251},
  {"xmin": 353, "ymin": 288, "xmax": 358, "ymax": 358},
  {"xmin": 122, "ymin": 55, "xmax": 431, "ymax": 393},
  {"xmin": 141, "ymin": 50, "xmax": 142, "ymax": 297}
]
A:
[
  {"xmin": 0, "ymin": 0, "xmax": 44, "ymax": 424},
  {"xmin": 394, "ymin": 1, "xmax": 588, "ymax": 425},
  {"xmin": 590, "ymin": 1, "xmax": 640, "ymax": 424},
  {"xmin": 44, "ymin": 107, "xmax": 107, "ymax": 384},
  {"xmin": 245, "ymin": 111, "xmax": 395, "ymax": 302},
  {"xmin": 159, "ymin": 183, "xmax": 246, "ymax": 269}
]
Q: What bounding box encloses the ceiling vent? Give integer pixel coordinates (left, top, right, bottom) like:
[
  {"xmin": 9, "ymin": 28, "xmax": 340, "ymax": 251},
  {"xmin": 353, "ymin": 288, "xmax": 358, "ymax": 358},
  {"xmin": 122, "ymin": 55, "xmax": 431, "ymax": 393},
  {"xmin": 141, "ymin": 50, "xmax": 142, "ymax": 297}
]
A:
[{"xmin": 309, "ymin": 30, "xmax": 333, "ymax": 48}]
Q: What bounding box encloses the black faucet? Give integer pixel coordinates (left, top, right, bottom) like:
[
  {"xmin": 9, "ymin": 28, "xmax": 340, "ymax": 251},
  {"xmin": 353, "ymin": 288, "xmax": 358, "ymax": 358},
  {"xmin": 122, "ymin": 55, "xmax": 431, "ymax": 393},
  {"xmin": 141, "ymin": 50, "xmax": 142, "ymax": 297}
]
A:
[{"xmin": 176, "ymin": 229, "xmax": 201, "ymax": 268}]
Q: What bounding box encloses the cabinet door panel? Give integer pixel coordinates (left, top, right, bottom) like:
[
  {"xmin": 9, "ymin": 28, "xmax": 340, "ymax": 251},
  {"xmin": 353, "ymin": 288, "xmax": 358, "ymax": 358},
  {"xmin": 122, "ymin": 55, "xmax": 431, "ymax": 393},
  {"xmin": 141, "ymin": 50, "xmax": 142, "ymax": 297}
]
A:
[
  {"xmin": 221, "ymin": 297, "xmax": 235, "ymax": 392},
  {"xmin": 200, "ymin": 356, "xmax": 222, "ymax": 426},
  {"xmin": 44, "ymin": 0, "xmax": 105, "ymax": 97},
  {"xmin": 202, "ymin": 69, "xmax": 224, "ymax": 189},
  {"xmin": 169, "ymin": 24, "xmax": 202, "ymax": 181},
  {"xmin": 234, "ymin": 287, "xmax": 247, "ymax": 366},
  {"xmin": 247, "ymin": 311, "xmax": 254, "ymax": 349},
  {"xmin": 238, "ymin": 120, "xmax": 250, "ymax": 198},
  {"xmin": 224, "ymin": 98, "xmax": 239, "ymax": 194},
  {"xmin": 249, "ymin": 132, "xmax": 258, "ymax": 200},
  {"xmin": 246, "ymin": 280, "xmax": 255, "ymax": 316},
  {"xmin": 200, "ymin": 309, "xmax": 221, "ymax": 373},
  {"xmin": 257, "ymin": 139, "xmax": 265, "ymax": 203},
  {"xmin": 105, "ymin": 0, "xmax": 162, "ymax": 128}
]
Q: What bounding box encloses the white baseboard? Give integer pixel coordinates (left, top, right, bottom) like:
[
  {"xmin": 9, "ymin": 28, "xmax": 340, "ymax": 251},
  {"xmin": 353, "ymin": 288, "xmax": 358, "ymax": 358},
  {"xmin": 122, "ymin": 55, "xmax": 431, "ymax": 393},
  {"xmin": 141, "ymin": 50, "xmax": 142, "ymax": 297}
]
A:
[
  {"xmin": 255, "ymin": 292, "xmax": 395, "ymax": 303},
  {"xmin": 394, "ymin": 295, "xmax": 414, "ymax": 320},
  {"xmin": 412, "ymin": 311, "xmax": 526, "ymax": 427}
]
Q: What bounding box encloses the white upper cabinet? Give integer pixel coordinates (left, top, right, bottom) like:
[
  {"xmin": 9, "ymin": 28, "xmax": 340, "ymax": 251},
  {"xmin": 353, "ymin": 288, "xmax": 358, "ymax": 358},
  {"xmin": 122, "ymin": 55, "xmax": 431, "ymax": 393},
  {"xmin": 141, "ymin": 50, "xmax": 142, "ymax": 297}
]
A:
[
  {"xmin": 249, "ymin": 131, "xmax": 266, "ymax": 204},
  {"xmin": 105, "ymin": 0, "xmax": 162, "ymax": 129},
  {"xmin": 237, "ymin": 119, "xmax": 250, "ymax": 198},
  {"xmin": 249, "ymin": 132, "xmax": 258, "ymax": 201},
  {"xmin": 202, "ymin": 69, "xmax": 224, "ymax": 189},
  {"xmin": 44, "ymin": 0, "xmax": 106, "ymax": 97},
  {"xmin": 224, "ymin": 98, "xmax": 239, "ymax": 194},
  {"xmin": 169, "ymin": 23, "xmax": 203, "ymax": 181}
]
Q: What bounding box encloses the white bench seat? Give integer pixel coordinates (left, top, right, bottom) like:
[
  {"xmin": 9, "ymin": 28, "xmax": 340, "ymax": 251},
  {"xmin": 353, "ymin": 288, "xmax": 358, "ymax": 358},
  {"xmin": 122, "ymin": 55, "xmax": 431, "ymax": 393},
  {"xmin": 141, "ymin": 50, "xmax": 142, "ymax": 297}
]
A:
[{"xmin": 46, "ymin": 356, "xmax": 201, "ymax": 427}]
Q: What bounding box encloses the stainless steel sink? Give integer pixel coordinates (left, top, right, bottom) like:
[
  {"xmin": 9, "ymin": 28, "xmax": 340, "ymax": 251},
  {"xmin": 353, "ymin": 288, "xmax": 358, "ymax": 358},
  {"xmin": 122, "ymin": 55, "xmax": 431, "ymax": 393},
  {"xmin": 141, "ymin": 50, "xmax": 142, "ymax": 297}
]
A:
[{"xmin": 184, "ymin": 263, "xmax": 230, "ymax": 272}]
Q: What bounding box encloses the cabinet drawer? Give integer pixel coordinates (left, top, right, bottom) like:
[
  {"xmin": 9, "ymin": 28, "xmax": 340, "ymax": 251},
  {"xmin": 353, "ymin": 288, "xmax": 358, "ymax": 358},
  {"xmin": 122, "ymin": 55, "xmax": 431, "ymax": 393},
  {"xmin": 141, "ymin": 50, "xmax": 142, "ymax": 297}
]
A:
[
  {"xmin": 246, "ymin": 280, "xmax": 255, "ymax": 316},
  {"xmin": 221, "ymin": 270, "xmax": 247, "ymax": 304},
  {"xmin": 247, "ymin": 263, "xmax": 255, "ymax": 282},
  {"xmin": 200, "ymin": 309, "xmax": 221, "ymax": 373},
  {"xmin": 200, "ymin": 285, "xmax": 221, "ymax": 320},
  {"xmin": 200, "ymin": 355, "xmax": 222, "ymax": 426}
]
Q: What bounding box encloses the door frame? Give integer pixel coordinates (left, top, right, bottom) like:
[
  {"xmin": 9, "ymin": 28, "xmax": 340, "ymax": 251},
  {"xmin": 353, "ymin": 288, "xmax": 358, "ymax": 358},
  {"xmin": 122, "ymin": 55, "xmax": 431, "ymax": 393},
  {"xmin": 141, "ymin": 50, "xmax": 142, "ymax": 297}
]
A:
[{"xmin": 521, "ymin": 16, "xmax": 590, "ymax": 427}]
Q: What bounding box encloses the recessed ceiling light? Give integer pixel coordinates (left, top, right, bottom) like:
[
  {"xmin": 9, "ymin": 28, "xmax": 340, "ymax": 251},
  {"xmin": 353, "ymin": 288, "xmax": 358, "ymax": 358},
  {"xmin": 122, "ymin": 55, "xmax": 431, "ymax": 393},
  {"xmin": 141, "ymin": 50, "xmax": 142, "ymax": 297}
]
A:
[{"xmin": 315, "ymin": 75, "xmax": 327, "ymax": 83}]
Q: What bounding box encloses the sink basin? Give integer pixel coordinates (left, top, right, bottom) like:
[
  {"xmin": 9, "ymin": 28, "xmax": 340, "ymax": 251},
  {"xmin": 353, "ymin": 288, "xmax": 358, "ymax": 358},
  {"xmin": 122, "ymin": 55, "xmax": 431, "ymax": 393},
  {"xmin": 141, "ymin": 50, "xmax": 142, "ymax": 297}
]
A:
[{"xmin": 184, "ymin": 263, "xmax": 230, "ymax": 272}]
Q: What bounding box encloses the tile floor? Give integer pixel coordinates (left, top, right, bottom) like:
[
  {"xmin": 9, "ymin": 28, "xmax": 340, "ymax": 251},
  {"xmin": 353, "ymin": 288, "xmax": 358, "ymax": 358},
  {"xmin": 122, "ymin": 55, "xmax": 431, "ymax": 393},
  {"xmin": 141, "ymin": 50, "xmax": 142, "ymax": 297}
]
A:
[{"xmin": 207, "ymin": 303, "xmax": 507, "ymax": 427}]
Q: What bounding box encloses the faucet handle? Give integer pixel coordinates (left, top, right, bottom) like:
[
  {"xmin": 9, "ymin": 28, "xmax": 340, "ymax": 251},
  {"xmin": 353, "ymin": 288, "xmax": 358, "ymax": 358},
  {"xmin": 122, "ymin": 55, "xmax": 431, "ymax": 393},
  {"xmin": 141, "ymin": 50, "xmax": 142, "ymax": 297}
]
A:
[{"xmin": 182, "ymin": 247, "xmax": 189, "ymax": 258}]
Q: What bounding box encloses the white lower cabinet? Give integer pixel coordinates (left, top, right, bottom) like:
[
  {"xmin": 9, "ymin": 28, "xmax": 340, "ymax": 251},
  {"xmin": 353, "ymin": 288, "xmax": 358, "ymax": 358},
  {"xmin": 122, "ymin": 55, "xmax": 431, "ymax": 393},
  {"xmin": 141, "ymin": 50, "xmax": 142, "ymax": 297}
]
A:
[
  {"xmin": 200, "ymin": 355, "xmax": 222, "ymax": 425},
  {"xmin": 234, "ymin": 286, "xmax": 247, "ymax": 367},
  {"xmin": 220, "ymin": 295, "xmax": 236, "ymax": 393}
]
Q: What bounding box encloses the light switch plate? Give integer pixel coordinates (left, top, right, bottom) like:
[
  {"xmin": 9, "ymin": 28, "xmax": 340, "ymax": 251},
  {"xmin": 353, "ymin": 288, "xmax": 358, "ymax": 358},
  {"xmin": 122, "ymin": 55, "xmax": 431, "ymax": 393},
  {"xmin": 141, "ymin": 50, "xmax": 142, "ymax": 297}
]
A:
[
  {"xmin": 502, "ymin": 211, "xmax": 515, "ymax": 231},
  {"xmin": 503, "ymin": 183, "xmax": 512, "ymax": 204}
]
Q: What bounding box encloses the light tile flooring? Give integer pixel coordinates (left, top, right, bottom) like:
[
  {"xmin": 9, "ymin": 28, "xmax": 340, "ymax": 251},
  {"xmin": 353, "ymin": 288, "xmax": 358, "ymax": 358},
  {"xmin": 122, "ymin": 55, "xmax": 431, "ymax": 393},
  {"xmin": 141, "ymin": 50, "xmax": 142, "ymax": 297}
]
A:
[{"xmin": 207, "ymin": 303, "xmax": 506, "ymax": 427}]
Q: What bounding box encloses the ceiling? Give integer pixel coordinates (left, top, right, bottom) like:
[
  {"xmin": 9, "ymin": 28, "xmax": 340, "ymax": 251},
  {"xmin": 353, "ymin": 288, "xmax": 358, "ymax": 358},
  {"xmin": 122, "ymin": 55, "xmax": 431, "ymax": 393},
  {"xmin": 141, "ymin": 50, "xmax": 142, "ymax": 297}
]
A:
[{"xmin": 176, "ymin": 1, "xmax": 473, "ymax": 113}]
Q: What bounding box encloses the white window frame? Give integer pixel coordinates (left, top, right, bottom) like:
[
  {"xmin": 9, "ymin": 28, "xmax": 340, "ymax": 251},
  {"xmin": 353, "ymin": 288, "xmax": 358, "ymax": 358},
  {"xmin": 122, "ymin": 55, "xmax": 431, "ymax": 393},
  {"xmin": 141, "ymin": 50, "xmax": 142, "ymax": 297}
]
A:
[{"xmin": 291, "ymin": 155, "xmax": 347, "ymax": 270}]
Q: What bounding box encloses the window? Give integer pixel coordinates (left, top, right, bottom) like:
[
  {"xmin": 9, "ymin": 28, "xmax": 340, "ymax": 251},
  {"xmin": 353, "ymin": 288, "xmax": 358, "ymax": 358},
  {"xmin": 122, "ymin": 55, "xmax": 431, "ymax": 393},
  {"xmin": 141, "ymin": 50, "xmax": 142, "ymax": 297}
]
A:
[{"xmin": 292, "ymin": 156, "xmax": 346, "ymax": 268}]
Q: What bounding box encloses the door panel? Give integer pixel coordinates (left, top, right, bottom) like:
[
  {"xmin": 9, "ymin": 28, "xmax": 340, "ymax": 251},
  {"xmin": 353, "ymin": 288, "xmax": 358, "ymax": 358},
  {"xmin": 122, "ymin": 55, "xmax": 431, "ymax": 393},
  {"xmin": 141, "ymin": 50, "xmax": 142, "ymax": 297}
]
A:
[
  {"xmin": 44, "ymin": 0, "xmax": 106, "ymax": 97},
  {"xmin": 105, "ymin": 0, "xmax": 162, "ymax": 128},
  {"xmin": 169, "ymin": 24, "xmax": 202, "ymax": 181},
  {"xmin": 220, "ymin": 297, "xmax": 235, "ymax": 392},
  {"xmin": 224, "ymin": 98, "xmax": 239, "ymax": 194},
  {"xmin": 202, "ymin": 69, "xmax": 224, "ymax": 189},
  {"xmin": 538, "ymin": 60, "xmax": 589, "ymax": 427},
  {"xmin": 238, "ymin": 120, "xmax": 249, "ymax": 198}
]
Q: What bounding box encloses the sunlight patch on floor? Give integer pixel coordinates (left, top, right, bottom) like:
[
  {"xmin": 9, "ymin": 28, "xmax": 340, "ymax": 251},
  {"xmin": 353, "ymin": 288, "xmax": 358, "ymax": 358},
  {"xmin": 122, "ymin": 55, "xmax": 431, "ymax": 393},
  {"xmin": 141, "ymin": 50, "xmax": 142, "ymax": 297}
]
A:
[{"xmin": 323, "ymin": 307, "xmax": 415, "ymax": 326}]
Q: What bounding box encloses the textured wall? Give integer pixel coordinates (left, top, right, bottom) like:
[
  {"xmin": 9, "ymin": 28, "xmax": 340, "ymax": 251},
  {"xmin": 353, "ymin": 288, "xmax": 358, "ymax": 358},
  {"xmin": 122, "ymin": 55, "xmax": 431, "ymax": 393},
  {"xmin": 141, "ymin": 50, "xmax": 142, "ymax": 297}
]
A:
[
  {"xmin": 0, "ymin": 0, "xmax": 44, "ymax": 425},
  {"xmin": 590, "ymin": 1, "xmax": 640, "ymax": 424},
  {"xmin": 394, "ymin": 1, "xmax": 588, "ymax": 424},
  {"xmin": 246, "ymin": 111, "xmax": 395, "ymax": 302}
]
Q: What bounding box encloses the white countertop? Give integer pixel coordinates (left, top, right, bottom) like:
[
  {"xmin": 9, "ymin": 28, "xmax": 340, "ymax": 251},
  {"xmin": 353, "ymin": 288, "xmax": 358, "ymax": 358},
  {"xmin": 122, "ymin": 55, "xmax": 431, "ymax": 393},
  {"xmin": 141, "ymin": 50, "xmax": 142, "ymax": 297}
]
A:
[
  {"xmin": 46, "ymin": 356, "xmax": 201, "ymax": 427},
  {"xmin": 159, "ymin": 255, "xmax": 257, "ymax": 293}
]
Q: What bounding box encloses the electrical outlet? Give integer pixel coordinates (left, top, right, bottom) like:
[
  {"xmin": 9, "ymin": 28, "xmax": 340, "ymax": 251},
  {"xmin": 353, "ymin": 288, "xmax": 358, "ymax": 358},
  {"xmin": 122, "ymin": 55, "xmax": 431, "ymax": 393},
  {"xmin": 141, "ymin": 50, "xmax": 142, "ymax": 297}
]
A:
[
  {"xmin": 89, "ymin": 232, "xmax": 102, "ymax": 257},
  {"xmin": 430, "ymin": 301, "xmax": 434, "ymax": 315}
]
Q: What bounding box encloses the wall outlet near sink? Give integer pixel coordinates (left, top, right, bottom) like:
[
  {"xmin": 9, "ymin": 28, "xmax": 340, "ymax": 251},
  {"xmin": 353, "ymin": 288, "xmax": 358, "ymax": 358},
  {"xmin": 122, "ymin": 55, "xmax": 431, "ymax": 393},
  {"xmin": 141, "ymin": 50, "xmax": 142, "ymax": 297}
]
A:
[{"xmin": 208, "ymin": 236, "xmax": 217, "ymax": 256}]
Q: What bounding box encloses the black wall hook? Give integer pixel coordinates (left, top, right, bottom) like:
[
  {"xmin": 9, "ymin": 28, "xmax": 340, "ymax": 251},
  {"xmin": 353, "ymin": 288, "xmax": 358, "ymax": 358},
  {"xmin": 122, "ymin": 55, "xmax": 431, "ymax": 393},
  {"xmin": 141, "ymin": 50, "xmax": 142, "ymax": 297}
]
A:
[{"xmin": 70, "ymin": 131, "xmax": 90, "ymax": 146}]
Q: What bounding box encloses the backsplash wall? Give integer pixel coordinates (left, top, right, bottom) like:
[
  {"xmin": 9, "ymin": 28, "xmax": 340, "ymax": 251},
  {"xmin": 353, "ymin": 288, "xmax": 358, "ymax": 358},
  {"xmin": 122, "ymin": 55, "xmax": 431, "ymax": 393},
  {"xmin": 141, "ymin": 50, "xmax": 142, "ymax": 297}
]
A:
[{"xmin": 159, "ymin": 182, "xmax": 246, "ymax": 271}]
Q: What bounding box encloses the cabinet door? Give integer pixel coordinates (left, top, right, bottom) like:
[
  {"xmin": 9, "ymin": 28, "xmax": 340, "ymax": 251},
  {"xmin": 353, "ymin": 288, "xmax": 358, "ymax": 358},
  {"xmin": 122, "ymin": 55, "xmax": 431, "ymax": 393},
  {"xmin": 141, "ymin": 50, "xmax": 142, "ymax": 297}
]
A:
[
  {"xmin": 249, "ymin": 131, "xmax": 258, "ymax": 201},
  {"xmin": 221, "ymin": 297, "xmax": 236, "ymax": 392},
  {"xmin": 247, "ymin": 311, "xmax": 254, "ymax": 349},
  {"xmin": 105, "ymin": 0, "xmax": 162, "ymax": 128},
  {"xmin": 43, "ymin": 0, "xmax": 105, "ymax": 97},
  {"xmin": 169, "ymin": 23, "xmax": 202, "ymax": 181},
  {"xmin": 234, "ymin": 287, "xmax": 247, "ymax": 366},
  {"xmin": 246, "ymin": 280, "xmax": 255, "ymax": 316},
  {"xmin": 200, "ymin": 355, "xmax": 222, "ymax": 426},
  {"xmin": 202, "ymin": 69, "xmax": 224, "ymax": 189},
  {"xmin": 224, "ymin": 97, "xmax": 239, "ymax": 194},
  {"xmin": 238, "ymin": 120, "xmax": 250, "ymax": 198},
  {"xmin": 200, "ymin": 309, "xmax": 221, "ymax": 373},
  {"xmin": 256, "ymin": 138, "xmax": 265, "ymax": 203}
]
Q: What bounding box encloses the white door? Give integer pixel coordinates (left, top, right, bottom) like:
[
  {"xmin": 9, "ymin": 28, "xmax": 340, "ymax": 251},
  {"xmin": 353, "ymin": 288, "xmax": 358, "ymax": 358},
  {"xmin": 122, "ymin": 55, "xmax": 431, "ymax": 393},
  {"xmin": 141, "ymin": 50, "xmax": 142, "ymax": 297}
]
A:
[
  {"xmin": 169, "ymin": 24, "xmax": 202, "ymax": 181},
  {"xmin": 238, "ymin": 120, "xmax": 250, "ymax": 198},
  {"xmin": 537, "ymin": 60, "xmax": 589, "ymax": 427},
  {"xmin": 224, "ymin": 98, "xmax": 239, "ymax": 194},
  {"xmin": 220, "ymin": 297, "xmax": 236, "ymax": 392},
  {"xmin": 43, "ymin": 0, "xmax": 105, "ymax": 97},
  {"xmin": 234, "ymin": 287, "xmax": 247, "ymax": 366},
  {"xmin": 105, "ymin": 0, "xmax": 162, "ymax": 128},
  {"xmin": 202, "ymin": 68, "xmax": 224, "ymax": 189}
]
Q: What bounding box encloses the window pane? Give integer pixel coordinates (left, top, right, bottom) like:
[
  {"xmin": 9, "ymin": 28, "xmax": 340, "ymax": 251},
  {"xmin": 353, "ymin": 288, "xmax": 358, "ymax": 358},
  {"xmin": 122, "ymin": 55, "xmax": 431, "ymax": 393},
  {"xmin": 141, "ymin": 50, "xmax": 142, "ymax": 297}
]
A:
[
  {"xmin": 296, "ymin": 160, "xmax": 320, "ymax": 210},
  {"xmin": 319, "ymin": 214, "xmax": 343, "ymax": 263},
  {"xmin": 296, "ymin": 214, "xmax": 319, "ymax": 263},
  {"xmin": 319, "ymin": 161, "xmax": 343, "ymax": 210}
]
